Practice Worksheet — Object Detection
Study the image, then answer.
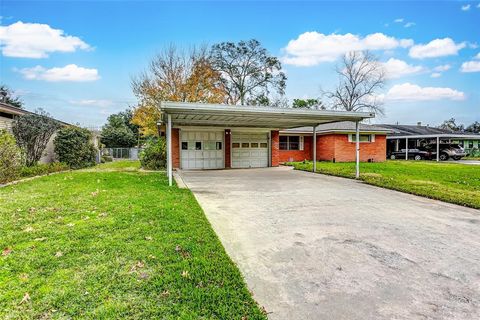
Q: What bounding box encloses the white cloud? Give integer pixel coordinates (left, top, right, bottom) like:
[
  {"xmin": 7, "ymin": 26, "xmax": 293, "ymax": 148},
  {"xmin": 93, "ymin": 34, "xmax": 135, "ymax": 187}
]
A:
[
  {"xmin": 409, "ymin": 38, "xmax": 466, "ymax": 59},
  {"xmin": 282, "ymin": 32, "xmax": 414, "ymax": 66},
  {"xmin": 404, "ymin": 22, "xmax": 415, "ymax": 28},
  {"xmin": 430, "ymin": 72, "xmax": 442, "ymax": 78},
  {"xmin": 382, "ymin": 58, "xmax": 424, "ymax": 79},
  {"xmin": 70, "ymin": 99, "xmax": 113, "ymax": 107},
  {"xmin": 460, "ymin": 60, "xmax": 480, "ymax": 72},
  {"xmin": 18, "ymin": 64, "xmax": 100, "ymax": 82},
  {"xmin": 475, "ymin": 52, "xmax": 480, "ymax": 59},
  {"xmin": 461, "ymin": 4, "xmax": 471, "ymax": 11},
  {"xmin": 433, "ymin": 64, "xmax": 451, "ymax": 72},
  {"xmin": 394, "ymin": 18, "xmax": 404, "ymax": 23},
  {"xmin": 385, "ymin": 83, "xmax": 465, "ymax": 101},
  {"xmin": 478, "ymin": 3, "xmax": 480, "ymax": 8},
  {"xmin": 0, "ymin": 21, "xmax": 90, "ymax": 58}
]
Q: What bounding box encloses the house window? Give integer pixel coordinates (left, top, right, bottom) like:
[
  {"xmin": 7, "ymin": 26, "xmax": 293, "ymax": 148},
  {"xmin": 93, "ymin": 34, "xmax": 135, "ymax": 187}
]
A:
[
  {"xmin": 280, "ymin": 136, "xmax": 302, "ymax": 150},
  {"xmin": 349, "ymin": 134, "xmax": 373, "ymax": 142}
]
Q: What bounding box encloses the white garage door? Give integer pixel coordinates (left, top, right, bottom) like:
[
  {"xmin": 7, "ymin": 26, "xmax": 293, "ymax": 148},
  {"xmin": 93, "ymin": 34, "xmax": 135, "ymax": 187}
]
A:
[
  {"xmin": 180, "ymin": 131, "xmax": 224, "ymax": 169},
  {"xmin": 232, "ymin": 133, "xmax": 269, "ymax": 168}
]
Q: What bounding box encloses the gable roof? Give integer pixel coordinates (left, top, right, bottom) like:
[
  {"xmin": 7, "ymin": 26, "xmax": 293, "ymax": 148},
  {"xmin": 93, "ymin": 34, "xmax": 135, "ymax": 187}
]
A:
[{"xmin": 282, "ymin": 121, "xmax": 391, "ymax": 134}]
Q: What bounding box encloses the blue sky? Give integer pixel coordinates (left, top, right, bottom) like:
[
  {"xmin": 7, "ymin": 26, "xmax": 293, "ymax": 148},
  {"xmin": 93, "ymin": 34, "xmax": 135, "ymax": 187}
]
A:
[{"xmin": 1, "ymin": 0, "xmax": 479, "ymax": 127}]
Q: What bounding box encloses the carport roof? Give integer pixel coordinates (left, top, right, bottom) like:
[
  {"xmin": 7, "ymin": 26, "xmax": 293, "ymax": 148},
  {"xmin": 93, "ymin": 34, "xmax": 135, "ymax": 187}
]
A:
[{"xmin": 159, "ymin": 102, "xmax": 375, "ymax": 129}]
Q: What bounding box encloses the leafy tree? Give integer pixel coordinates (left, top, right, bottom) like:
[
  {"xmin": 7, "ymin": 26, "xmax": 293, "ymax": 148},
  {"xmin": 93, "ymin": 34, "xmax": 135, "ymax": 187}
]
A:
[
  {"xmin": 292, "ymin": 98, "xmax": 324, "ymax": 110},
  {"xmin": 0, "ymin": 85, "xmax": 23, "ymax": 109},
  {"xmin": 326, "ymin": 51, "xmax": 385, "ymax": 114},
  {"xmin": 100, "ymin": 109, "xmax": 139, "ymax": 147},
  {"xmin": 438, "ymin": 118, "xmax": 464, "ymax": 132},
  {"xmin": 12, "ymin": 109, "xmax": 60, "ymax": 166},
  {"xmin": 131, "ymin": 45, "xmax": 227, "ymax": 135},
  {"xmin": 210, "ymin": 39, "xmax": 287, "ymax": 105},
  {"xmin": 0, "ymin": 130, "xmax": 23, "ymax": 183},
  {"xmin": 54, "ymin": 126, "xmax": 96, "ymax": 169},
  {"xmin": 139, "ymin": 138, "xmax": 166, "ymax": 170},
  {"xmin": 465, "ymin": 121, "xmax": 480, "ymax": 133}
]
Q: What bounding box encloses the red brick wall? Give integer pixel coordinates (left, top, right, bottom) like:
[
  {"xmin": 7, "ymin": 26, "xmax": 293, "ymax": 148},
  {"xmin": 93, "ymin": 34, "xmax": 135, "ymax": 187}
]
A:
[
  {"xmin": 316, "ymin": 134, "xmax": 386, "ymax": 162},
  {"xmin": 224, "ymin": 129, "xmax": 231, "ymax": 168},
  {"xmin": 172, "ymin": 128, "xmax": 180, "ymax": 169},
  {"xmin": 271, "ymin": 130, "xmax": 279, "ymax": 167},
  {"xmin": 279, "ymin": 136, "xmax": 313, "ymax": 162}
]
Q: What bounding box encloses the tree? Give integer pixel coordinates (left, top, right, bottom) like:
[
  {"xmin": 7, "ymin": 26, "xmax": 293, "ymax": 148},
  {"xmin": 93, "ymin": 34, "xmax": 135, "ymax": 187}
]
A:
[
  {"xmin": 0, "ymin": 130, "xmax": 23, "ymax": 183},
  {"xmin": 0, "ymin": 85, "xmax": 23, "ymax": 109},
  {"xmin": 466, "ymin": 121, "xmax": 480, "ymax": 133},
  {"xmin": 438, "ymin": 118, "xmax": 464, "ymax": 132},
  {"xmin": 12, "ymin": 109, "xmax": 60, "ymax": 166},
  {"xmin": 54, "ymin": 126, "xmax": 96, "ymax": 169},
  {"xmin": 326, "ymin": 51, "xmax": 385, "ymax": 114},
  {"xmin": 292, "ymin": 98, "xmax": 324, "ymax": 110},
  {"xmin": 210, "ymin": 39, "xmax": 287, "ymax": 105},
  {"xmin": 131, "ymin": 45, "xmax": 227, "ymax": 135},
  {"xmin": 100, "ymin": 109, "xmax": 139, "ymax": 147}
]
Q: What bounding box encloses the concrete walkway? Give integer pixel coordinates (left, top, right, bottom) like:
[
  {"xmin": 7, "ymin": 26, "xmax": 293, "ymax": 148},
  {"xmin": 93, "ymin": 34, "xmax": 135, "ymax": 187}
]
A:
[{"xmin": 180, "ymin": 167, "xmax": 480, "ymax": 320}]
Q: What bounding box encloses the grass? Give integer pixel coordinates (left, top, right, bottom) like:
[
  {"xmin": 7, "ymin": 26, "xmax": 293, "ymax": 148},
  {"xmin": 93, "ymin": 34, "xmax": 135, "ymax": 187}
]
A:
[
  {"xmin": 287, "ymin": 160, "xmax": 480, "ymax": 209},
  {"xmin": 0, "ymin": 161, "xmax": 266, "ymax": 319}
]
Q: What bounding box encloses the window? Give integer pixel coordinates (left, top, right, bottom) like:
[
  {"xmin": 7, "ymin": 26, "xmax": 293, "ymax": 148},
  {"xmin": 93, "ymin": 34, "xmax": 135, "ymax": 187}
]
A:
[
  {"xmin": 260, "ymin": 143, "xmax": 268, "ymax": 148},
  {"xmin": 181, "ymin": 142, "xmax": 188, "ymax": 150},
  {"xmin": 280, "ymin": 136, "xmax": 302, "ymax": 150},
  {"xmin": 350, "ymin": 134, "xmax": 373, "ymax": 142},
  {"xmin": 250, "ymin": 142, "xmax": 259, "ymax": 148},
  {"xmin": 242, "ymin": 143, "xmax": 249, "ymax": 148},
  {"xmin": 216, "ymin": 142, "xmax": 222, "ymax": 150},
  {"xmin": 232, "ymin": 143, "xmax": 240, "ymax": 148},
  {"xmin": 469, "ymin": 141, "xmax": 474, "ymax": 149},
  {"xmin": 195, "ymin": 142, "xmax": 202, "ymax": 150}
]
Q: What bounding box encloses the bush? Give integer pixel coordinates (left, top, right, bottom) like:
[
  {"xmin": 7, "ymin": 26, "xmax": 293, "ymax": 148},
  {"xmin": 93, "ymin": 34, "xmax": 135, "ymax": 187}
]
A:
[
  {"xmin": 19, "ymin": 162, "xmax": 69, "ymax": 178},
  {"xmin": 140, "ymin": 138, "xmax": 166, "ymax": 170},
  {"xmin": 54, "ymin": 127, "xmax": 97, "ymax": 169},
  {"xmin": 0, "ymin": 130, "xmax": 23, "ymax": 184},
  {"xmin": 101, "ymin": 155, "xmax": 113, "ymax": 163}
]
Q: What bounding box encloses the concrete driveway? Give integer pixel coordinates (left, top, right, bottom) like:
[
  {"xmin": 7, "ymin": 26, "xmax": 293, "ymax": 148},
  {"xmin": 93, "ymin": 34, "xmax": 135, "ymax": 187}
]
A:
[{"xmin": 179, "ymin": 167, "xmax": 480, "ymax": 320}]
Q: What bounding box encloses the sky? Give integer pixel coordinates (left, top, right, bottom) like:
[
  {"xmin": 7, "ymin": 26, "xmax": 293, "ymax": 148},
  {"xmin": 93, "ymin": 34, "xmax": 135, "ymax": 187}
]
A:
[{"xmin": 1, "ymin": 0, "xmax": 479, "ymax": 127}]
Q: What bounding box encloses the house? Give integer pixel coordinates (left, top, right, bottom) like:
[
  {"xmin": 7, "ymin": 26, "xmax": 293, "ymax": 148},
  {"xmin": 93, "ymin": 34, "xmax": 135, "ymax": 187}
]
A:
[
  {"xmin": 159, "ymin": 102, "xmax": 385, "ymax": 186},
  {"xmin": 380, "ymin": 123, "xmax": 480, "ymax": 157},
  {"xmin": 279, "ymin": 122, "xmax": 390, "ymax": 163},
  {"xmin": 0, "ymin": 102, "xmax": 69, "ymax": 163}
]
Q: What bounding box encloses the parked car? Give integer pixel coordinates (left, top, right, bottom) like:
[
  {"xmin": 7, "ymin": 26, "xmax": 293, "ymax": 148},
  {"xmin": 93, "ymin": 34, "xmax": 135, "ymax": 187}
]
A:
[
  {"xmin": 389, "ymin": 149, "xmax": 430, "ymax": 160},
  {"xmin": 420, "ymin": 143, "xmax": 467, "ymax": 161}
]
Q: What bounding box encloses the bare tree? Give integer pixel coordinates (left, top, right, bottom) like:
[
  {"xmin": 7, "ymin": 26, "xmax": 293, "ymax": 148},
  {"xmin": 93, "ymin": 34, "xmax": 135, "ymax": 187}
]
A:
[{"xmin": 326, "ymin": 51, "xmax": 385, "ymax": 114}]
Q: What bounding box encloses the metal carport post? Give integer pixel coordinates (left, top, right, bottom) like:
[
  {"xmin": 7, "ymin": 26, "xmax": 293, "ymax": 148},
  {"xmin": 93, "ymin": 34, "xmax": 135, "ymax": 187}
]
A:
[
  {"xmin": 167, "ymin": 114, "xmax": 173, "ymax": 186},
  {"xmin": 355, "ymin": 121, "xmax": 360, "ymax": 179},
  {"xmin": 313, "ymin": 125, "xmax": 317, "ymax": 172}
]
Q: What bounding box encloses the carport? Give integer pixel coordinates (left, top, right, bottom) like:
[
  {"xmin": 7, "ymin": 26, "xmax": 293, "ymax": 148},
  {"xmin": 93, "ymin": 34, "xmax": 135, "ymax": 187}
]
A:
[{"xmin": 159, "ymin": 102, "xmax": 375, "ymax": 186}]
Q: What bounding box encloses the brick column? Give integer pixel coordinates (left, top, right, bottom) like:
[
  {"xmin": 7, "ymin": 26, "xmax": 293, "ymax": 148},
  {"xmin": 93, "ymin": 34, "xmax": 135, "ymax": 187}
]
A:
[
  {"xmin": 224, "ymin": 129, "xmax": 231, "ymax": 168},
  {"xmin": 271, "ymin": 130, "xmax": 279, "ymax": 167},
  {"xmin": 172, "ymin": 128, "xmax": 180, "ymax": 169}
]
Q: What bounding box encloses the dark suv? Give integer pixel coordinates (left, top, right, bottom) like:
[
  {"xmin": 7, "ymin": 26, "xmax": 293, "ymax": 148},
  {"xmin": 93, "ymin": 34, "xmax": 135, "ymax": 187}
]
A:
[{"xmin": 389, "ymin": 149, "xmax": 431, "ymax": 160}]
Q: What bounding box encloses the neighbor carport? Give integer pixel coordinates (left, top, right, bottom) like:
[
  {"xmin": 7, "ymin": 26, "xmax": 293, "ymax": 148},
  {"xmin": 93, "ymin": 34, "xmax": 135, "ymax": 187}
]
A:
[{"xmin": 159, "ymin": 102, "xmax": 375, "ymax": 185}]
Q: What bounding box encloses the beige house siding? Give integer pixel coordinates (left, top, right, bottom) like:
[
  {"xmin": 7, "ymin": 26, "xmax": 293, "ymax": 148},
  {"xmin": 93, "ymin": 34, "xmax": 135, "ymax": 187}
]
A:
[{"xmin": 0, "ymin": 116, "xmax": 13, "ymax": 132}]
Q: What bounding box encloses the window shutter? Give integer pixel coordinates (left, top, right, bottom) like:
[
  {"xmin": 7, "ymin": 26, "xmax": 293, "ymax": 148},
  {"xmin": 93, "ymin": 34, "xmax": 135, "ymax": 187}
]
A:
[{"xmin": 300, "ymin": 136, "xmax": 304, "ymax": 150}]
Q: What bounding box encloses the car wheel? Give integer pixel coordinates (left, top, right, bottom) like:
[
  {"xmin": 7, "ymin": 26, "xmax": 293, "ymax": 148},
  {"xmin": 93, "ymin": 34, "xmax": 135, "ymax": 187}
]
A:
[
  {"xmin": 439, "ymin": 153, "xmax": 449, "ymax": 161},
  {"xmin": 414, "ymin": 155, "xmax": 422, "ymax": 160},
  {"xmin": 390, "ymin": 154, "xmax": 396, "ymax": 160}
]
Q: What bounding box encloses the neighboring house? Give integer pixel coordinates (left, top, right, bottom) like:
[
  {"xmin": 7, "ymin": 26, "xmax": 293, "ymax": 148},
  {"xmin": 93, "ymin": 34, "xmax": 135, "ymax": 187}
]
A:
[
  {"xmin": 279, "ymin": 122, "xmax": 391, "ymax": 163},
  {"xmin": 158, "ymin": 102, "xmax": 387, "ymax": 185},
  {"xmin": 0, "ymin": 102, "xmax": 70, "ymax": 163},
  {"xmin": 380, "ymin": 123, "xmax": 480, "ymax": 156}
]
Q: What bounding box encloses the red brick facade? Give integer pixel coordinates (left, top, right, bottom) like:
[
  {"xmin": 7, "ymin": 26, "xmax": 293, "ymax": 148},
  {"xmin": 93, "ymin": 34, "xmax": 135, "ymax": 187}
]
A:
[
  {"xmin": 172, "ymin": 128, "xmax": 180, "ymax": 168},
  {"xmin": 271, "ymin": 130, "xmax": 280, "ymax": 167},
  {"xmin": 224, "ymin": 129, "xmax": 231, "ymax": 168},
  {"xmin": 279, "ymin": 133, "xmax": 387, "ymax": 163}
]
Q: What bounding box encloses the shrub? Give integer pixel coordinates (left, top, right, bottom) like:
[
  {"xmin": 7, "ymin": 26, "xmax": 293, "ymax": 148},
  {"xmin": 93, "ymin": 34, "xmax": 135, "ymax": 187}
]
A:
[
  {"xmin": 101, "ymin": 155, "xmax": 113, "ymax": 163},
  {"xmin": 0, "ymin": 130, "xmax": 23, "ymax": 183},
  {"xmin": 19, "ymin": 162, "xmax": 69, "ymax": 178},
  {"xmin": 140, "ymin": 138, "xmax": 166, "ymax": 170},
  {"xmin": 54, "ymin": 127, "xmax": 97, "ymax": 169},
  {"xmin": 12, "ymin": 109, "xmax": 60, "ymax": 166}
]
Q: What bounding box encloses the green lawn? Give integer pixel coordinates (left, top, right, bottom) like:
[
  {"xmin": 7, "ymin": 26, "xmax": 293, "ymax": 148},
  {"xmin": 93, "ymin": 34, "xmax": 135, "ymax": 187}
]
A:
[
  {"xmin": 288, "ymin": 160, "xmax": 480, "ymax": 209},
  {"xmin": 0, "ymin": 161, "xmax": 266, "ymax": 319}
]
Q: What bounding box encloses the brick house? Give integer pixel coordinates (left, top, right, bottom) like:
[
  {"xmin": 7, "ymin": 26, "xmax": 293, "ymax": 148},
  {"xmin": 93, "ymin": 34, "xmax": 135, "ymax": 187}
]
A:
[
  {"xmin": 159, "ymin": 102, "xmax": 388, "ymax": 186},
  {"xmin": 279, "ymin": 122, "xmax": 390, "ymax": 163}
]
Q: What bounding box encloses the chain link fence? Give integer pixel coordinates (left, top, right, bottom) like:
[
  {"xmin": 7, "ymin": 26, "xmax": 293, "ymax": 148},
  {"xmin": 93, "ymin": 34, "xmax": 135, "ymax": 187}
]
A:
[{"xmin": 100, "ymin": 148, "xmax": 143, "ymax": 161}]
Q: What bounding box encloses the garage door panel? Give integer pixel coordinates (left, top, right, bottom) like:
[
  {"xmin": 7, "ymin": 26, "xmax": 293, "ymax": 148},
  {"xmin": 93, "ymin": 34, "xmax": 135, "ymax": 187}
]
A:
[
  {"xmin": 231, "ymin": 132, "xmax": 268, "ymax": 168},
  {"xmin": 181, "ymin": 131, "xmax": 224, "ymax": 169}
]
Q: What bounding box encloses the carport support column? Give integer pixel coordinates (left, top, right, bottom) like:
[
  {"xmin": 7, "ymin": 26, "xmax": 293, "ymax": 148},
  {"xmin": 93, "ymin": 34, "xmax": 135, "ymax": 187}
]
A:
[
  {"xmin": 405, "ymin": 138, "xmax": 409, "ymax": 160},
  {"xmin": 436, "ymin": 136, "xmax": 440, "ymax": 162},
  {"xmin": 313, "ymin": 125, "xmax": 317, "ymax": 172},
  {"xmin": 355, "ymin": 121, "xmax": 360, "ymax": 179},
  {"xmin": 167, "ymin": 114, "xmax": 173, "ymax": 186}
]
